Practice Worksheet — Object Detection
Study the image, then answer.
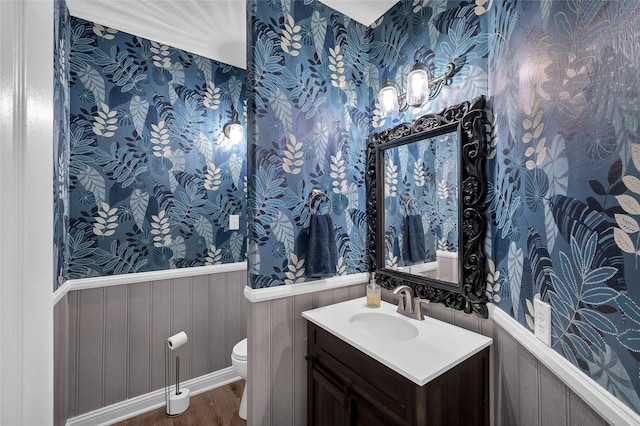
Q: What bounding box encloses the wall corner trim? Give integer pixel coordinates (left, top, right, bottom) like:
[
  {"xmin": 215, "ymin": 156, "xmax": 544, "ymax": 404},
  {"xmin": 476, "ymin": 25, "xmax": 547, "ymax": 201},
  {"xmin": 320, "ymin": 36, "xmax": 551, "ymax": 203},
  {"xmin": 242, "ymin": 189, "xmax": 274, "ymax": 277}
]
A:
[
  {"xmin": 65, "ymin": 368, "xmax": 239, "ymax": 426},
  {"xmin": 53, "ymin": 262, "xmax": 248, "ymax": 305},
  {"xmin": 244, "ymin": 273, "xmax": 368, "ymax": 303},
  {"xmin": 53, "ymin": 280, "xmax": 71, "ymax": 306},
  {"xmin": 489, "ymin": 304, "xmax": 640, "ymax": 425}
]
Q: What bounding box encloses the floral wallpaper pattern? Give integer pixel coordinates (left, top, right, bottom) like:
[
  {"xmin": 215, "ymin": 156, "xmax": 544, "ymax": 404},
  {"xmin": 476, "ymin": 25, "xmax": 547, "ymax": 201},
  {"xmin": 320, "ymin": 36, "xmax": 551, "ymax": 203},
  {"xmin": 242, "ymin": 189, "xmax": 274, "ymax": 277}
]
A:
[
  {"xmin": 369, "ymin": 0, "xmax": 489, "ymax": 133},
  {"xmin": 49, "ymin": 0, "xmax": 640, "ymax": 414},
  {"xmin": 54, "ymin": 0, "xmax": 70, "ymax": 290},
  {"xmin": 369, "ymin": 0, "xmax": 487, "ymax": 273},
  {"xmin": 373, "ymin": 0, "xmax": 640, "ymax": 414},
  {"xmin": 246, "ymin": 0, "xmax": 371, "ymax": 288},
  {"xmin": 485, "ymin": 0, "xmax": 640, "ymax": 413},
  {"xmin": 63, "ymin": 17, "xmax": 247, "ymax": 279}
]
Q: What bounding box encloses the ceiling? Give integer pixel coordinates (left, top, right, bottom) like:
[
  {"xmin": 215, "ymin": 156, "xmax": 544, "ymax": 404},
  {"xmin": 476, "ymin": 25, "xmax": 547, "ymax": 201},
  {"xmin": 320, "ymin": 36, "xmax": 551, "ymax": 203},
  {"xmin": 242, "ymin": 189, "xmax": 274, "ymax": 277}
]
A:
[{"xmin": 66, "ymin": 0, "xmax": 398, "ymax": 69}]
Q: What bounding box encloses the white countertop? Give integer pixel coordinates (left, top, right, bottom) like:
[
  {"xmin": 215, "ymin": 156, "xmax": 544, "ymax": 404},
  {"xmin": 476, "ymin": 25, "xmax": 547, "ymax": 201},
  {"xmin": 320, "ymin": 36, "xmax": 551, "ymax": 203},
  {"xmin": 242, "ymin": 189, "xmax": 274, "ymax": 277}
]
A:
[{"xmin": 302, "ymin": 297, "xmax": 492, "ymax": 386}]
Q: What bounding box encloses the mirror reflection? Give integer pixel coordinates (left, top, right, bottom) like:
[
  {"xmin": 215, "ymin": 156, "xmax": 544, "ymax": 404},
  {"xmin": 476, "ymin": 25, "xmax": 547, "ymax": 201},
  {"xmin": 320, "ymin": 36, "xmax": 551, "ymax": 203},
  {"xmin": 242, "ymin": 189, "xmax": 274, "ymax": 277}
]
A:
[{"xmin": 383, "ymin": 133, "xmax": 458, "ymax": 283}]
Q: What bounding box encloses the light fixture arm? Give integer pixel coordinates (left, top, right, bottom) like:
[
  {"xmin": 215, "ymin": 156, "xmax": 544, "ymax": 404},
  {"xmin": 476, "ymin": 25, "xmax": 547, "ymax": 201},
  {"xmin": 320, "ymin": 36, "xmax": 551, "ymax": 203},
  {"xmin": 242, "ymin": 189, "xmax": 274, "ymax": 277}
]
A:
[{"xmin": 427, "ymin": 62, "xmax": 455, "ymax": 96}]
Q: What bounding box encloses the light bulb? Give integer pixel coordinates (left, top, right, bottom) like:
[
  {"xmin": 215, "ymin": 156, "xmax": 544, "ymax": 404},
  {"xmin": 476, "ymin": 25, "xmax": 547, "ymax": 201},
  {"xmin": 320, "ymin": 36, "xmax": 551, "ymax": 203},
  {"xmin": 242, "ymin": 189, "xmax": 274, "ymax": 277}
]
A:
[
  {"xmin": 225, "ymin": 122, "xmax": 243, "ymax": 145},
  {"xmin": 224, "ymin": 114, "xmax": 243, "ymax": 145},
  {"xmin": 406, "ymin": 61, "xmax": 429, "ymax": 107},
  {"xmin": 378, "ymin": 79, "xmax": 399, "ymax": 117}
]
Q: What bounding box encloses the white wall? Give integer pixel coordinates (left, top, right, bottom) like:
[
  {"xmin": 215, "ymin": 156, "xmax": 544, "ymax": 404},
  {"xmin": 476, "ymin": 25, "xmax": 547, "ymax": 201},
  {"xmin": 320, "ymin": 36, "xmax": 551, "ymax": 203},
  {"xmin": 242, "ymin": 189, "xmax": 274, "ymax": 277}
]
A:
[{"xmin": 0, "ymin": 1, "xmax": 54, "ymax": 424}]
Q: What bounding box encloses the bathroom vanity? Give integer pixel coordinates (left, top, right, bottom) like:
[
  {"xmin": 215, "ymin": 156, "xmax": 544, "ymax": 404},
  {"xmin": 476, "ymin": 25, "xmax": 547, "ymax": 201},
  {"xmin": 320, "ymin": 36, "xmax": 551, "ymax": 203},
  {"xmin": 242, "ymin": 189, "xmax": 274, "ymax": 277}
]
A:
[{"xmin": 303, "ymin": 298, "xmax": 492, "ymax": 426}]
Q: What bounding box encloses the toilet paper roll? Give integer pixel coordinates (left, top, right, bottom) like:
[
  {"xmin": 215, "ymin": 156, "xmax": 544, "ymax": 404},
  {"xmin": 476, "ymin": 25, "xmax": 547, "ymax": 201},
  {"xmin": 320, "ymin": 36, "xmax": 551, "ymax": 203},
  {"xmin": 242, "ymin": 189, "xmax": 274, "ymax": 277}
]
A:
[
  {"xmin": 167, "ymin": 331, "xmax": 188, "ymax": 350},
  {"xmin": 167, "ymin": 387, "xmax": 190, "ymax": 416}
]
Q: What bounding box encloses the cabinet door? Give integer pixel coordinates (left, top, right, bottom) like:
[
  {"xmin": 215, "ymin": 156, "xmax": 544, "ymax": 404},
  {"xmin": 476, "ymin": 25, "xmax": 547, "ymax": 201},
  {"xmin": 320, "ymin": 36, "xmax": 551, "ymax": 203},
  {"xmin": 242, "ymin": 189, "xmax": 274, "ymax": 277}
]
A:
[
  {"xmin": 348, "ymin": 389, "xmax": 398, "ymax": 426},
  {"xmin": 308, "ymin": 363, "xmax": 347, "ymax": 426}
]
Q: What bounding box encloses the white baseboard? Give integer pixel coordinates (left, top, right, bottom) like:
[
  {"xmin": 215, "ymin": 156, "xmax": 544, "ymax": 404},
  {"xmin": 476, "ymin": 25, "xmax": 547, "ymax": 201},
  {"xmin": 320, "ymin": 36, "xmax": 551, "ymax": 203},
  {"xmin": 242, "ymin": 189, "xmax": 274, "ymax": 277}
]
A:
[
  {"xmin": 66, "ymin": 368, "xmax": 240, "ymax": 426},
  {"xmin": 490, "ymin": 304, "xmax": 640, "ymax": 426}
]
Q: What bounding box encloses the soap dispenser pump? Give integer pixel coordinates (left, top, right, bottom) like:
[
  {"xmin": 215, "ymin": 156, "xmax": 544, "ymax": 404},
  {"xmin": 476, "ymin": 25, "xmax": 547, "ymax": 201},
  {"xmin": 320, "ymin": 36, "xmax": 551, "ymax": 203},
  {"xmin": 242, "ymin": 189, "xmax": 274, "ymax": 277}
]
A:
[{"xmin": 366, "ymin": 273, "xmax": 381, "ymax": 308}]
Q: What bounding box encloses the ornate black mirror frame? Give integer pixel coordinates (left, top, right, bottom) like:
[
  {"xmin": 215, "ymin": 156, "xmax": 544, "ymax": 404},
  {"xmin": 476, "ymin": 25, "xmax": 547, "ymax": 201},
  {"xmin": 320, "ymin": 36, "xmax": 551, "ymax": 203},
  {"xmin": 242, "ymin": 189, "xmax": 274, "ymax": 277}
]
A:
[{"xmin": 366, "ymin": 95, "xmax": 489, "ymax": 318}]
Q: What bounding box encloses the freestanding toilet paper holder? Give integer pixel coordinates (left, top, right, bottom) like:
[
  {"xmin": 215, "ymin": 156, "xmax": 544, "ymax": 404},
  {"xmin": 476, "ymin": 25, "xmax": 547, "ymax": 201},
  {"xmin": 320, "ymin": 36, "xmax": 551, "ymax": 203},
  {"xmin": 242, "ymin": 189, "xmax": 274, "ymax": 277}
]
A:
[{"xmin": 165, "ymin": 331, "xmax": 190, "ymax": 417}]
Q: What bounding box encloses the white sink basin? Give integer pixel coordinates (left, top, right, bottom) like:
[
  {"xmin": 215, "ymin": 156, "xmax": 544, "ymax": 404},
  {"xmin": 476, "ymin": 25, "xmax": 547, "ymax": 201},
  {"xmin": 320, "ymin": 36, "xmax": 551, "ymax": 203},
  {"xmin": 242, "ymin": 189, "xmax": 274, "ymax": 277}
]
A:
[
  {"xmin": 302, "ymin": 297, "xmax": 493, "ymax": 386},
  {"xmin": 350, "ymin": 312, "xmax": 419, "ymax": 341}
]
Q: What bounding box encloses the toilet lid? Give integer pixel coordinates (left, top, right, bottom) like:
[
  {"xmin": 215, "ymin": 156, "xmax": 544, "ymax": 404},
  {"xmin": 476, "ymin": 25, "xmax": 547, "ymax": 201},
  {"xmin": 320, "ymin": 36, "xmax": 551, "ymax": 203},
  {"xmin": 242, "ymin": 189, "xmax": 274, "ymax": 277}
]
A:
[{"xmin": 232, "ymin": 338, "xmax": 247, "ymax": 361}]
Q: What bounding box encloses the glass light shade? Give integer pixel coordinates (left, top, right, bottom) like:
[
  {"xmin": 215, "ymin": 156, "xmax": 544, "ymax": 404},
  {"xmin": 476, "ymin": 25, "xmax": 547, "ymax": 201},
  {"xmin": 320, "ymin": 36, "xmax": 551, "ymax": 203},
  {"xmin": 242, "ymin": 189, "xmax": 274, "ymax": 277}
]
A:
[
  {"xmin": 378, "ymin": 79, "xmax": 399, "ymax": 116},
  {"xmin": 224, "ymin": 120, "xmax": 243, "ymax": 145},
  {"xmin": 406, "ymin": 61, "xmax": 429, "ymax": 107}
]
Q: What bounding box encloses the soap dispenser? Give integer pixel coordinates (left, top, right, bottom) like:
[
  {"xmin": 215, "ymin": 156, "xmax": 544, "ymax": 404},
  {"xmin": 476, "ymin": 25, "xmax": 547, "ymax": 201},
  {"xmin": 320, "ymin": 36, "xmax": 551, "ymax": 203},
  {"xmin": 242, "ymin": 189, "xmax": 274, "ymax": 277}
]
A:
[{"xmin": 366, "ymin": 273, "xmax": 381, "ymax": 308}]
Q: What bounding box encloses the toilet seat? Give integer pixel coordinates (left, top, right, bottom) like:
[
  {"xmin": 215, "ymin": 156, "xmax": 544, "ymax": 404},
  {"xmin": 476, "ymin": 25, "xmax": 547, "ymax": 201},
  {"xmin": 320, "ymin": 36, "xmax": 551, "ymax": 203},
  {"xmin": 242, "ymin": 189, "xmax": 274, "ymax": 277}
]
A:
[{"xmin": 232, "ymin": 338, "xmax": 247, "ymax": 362}]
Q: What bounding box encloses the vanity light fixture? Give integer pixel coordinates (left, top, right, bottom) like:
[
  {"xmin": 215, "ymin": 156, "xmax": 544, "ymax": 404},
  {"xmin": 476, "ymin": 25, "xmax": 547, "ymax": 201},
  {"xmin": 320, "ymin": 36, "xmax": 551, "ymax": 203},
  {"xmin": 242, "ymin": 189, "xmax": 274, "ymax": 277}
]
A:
[
  {"xmin": 378, "ymin": 60, "xmax": 456, "ymax": 116},
  {"xmin": 223, "ymin": 110, "xmax": 243, "ymax": 145}
]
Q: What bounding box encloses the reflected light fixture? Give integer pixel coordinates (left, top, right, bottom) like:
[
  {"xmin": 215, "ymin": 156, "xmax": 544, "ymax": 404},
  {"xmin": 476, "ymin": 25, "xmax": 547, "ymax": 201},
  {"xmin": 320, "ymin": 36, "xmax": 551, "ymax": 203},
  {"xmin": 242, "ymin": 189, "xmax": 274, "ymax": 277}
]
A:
[
  {"xmin": 378, "ymin": 61, "xmax": 456, "ymax": 116},
  {"xmin": 223, "ymin": 110, "xmax": 243, "ymax": 145}
]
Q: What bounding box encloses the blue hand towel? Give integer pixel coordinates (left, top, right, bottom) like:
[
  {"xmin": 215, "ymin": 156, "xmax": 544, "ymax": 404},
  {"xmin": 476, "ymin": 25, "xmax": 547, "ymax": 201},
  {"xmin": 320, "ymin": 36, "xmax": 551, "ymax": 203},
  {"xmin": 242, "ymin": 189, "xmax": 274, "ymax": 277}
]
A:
[
  {"xmin": 306, "ymin": 214, "xmax": 337, "ymax": 278},
  {"xmin": 403, "ymin": 214, "xmax": 426, "ymax": 263}
]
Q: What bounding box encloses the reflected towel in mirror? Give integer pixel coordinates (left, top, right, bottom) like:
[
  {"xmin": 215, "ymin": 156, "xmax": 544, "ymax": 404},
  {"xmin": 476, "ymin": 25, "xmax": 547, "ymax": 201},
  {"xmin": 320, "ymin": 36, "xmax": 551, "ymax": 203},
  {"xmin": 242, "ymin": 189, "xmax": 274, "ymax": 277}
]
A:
[
  {"xmin": 403, "ymin": 214, "xmax": 426, "ymax": 263},
  {"xmin": 306, "ymin": 214, "xmax": 337, "ymax": 278}
]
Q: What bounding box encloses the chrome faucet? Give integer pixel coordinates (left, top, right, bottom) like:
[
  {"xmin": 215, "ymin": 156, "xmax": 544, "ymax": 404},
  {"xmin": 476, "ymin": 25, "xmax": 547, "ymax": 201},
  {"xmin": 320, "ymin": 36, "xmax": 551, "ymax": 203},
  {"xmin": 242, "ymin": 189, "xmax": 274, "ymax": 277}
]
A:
[
  {"xmin": 393, "ymin": 285, "xmax": 413, "ymax": 314},
  {"xmin": 392, "ymin": 285, "xmax": 429, "ymax": 320}
]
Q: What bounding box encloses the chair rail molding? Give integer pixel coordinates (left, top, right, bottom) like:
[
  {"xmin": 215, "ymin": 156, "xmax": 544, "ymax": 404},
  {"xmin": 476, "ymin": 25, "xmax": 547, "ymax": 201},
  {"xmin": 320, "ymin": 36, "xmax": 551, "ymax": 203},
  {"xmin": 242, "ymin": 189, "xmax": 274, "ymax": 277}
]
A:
[
  {"xmin": 54, "ymin": 262, "xmax": 248, "ymax": 305},
  {"xmin": 489, "ymin": 304, "xmax": 640, "ymax": 426},
  {"xmin": 244, "ymin": 272, "xmax": 368, "ymax": 303}
]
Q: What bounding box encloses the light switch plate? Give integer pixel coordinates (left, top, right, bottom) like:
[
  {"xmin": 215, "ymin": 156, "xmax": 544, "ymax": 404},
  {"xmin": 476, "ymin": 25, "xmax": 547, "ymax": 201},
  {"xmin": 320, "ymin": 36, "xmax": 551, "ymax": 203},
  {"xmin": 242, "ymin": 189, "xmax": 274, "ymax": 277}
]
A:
[
  {"xmin": 229, "ymin": 215, "xmax": 240, "ymax": 230},
  {"xmin": 534, "ymin": 298, "xmax": 552, "ymax": 347}
]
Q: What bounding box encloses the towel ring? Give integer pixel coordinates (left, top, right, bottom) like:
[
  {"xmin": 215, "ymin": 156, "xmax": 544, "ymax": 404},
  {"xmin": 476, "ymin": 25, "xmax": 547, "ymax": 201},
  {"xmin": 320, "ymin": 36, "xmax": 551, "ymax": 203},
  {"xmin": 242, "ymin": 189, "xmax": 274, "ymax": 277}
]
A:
[
  {"xmin": 310, "ymin": 189, "xmax": 333, "ymax": 214},
  {"xmin": 404, "ymin": 196, "xmax": 420, "ymax": 215}
]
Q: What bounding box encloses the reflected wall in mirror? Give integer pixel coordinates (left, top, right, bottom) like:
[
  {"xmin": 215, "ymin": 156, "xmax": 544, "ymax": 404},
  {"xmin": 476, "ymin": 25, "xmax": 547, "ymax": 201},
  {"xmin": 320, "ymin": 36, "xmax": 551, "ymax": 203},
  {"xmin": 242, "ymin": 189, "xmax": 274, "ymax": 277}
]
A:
[
  {"xmin": 382, "ymin": 133, "xmax": 459, "ymax": 283},
  {"xmin": 367, "ymin": 96, "xmax": 489, "ymax": 318}
]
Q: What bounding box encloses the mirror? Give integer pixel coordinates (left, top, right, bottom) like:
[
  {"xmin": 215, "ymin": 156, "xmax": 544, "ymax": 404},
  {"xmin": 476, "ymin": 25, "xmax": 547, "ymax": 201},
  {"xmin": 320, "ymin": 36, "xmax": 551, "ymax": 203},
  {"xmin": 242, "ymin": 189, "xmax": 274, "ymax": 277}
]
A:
[
  {"xmin": 367, "ymin": 96, "xmax": 489, "ymax": 318},
  {"xmin": 382, "ymin": 132, "xmax": 459, "ymax": 282}
]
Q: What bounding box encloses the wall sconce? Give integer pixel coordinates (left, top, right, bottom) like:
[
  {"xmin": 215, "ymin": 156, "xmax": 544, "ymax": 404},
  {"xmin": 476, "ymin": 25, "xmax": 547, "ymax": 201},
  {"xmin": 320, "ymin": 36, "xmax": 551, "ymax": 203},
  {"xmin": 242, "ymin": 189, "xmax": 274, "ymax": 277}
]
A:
[
  {"xmin": 378, "ymin": 61, "xmax": 456, "ymax": 117},
  {"xmin": 223, "ymin": 110, "xmax": 243, "ymax": 145}
]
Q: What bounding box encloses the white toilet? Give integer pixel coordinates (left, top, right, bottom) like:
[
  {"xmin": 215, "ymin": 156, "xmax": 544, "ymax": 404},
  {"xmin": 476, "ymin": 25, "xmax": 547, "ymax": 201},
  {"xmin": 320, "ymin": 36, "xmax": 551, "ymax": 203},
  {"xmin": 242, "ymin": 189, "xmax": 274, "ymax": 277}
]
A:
[{"xmin": 231, "ymin": 338, "xmax": 248, "ymax": 420}]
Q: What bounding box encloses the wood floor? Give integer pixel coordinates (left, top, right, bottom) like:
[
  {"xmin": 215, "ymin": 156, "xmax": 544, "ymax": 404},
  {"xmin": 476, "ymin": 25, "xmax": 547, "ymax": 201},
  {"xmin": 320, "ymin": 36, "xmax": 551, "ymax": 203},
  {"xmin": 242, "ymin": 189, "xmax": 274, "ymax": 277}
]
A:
[{"xmin": 112, "ymin": 380, "xmax": 247, "ymax": 426}]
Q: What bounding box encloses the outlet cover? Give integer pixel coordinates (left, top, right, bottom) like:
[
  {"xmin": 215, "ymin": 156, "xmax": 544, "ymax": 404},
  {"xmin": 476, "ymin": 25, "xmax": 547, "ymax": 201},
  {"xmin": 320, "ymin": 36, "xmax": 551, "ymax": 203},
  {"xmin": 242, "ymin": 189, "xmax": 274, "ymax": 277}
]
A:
[
  {"xmin": 534, "ymin": 298, "xmax": 552, "ymax": 347},
  {"xmin": 229, "ymin": 215, "xmax": 240, "ymax": 230}
]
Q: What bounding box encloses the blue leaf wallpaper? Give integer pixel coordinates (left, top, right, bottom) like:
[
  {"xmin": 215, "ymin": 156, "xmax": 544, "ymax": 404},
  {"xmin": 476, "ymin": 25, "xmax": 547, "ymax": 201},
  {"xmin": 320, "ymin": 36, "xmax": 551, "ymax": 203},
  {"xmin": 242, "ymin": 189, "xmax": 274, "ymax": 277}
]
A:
[
  {"xmin": 62, "ymin": 17, "xmax": 247, "ymax": 279},
  {"xmin": 371, "ymin": 0, "xmax": 640, "ymax": 413},
  {"xmin": 50, "ymin": 0, "xmax": 640, "ymax": 413},
  {"xmin": 246, "ymin": 0, "xmax": 371, "ymax": 288},
  {"xmin": 369, "ymin": 0, "xmax": 489, "ymax": 132},
  {"xmin": 54, "ymin": 0, "xmax": 70, "ymax": 290},
  {"xmin": 486, "ymin": 0, "xmax": 640, "ymax": 412},
  {"xmin": 368, "ymin": 1, "xmax": 487, "ymax": 274}
]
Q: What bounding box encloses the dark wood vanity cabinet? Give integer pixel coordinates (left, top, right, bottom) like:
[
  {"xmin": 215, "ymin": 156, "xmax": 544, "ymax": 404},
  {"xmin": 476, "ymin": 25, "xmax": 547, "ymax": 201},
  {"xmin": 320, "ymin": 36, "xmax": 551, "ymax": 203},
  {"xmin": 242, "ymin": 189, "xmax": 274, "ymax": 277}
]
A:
[{"xmin": 306, "ymin": 322, "xmax": 490, "ymax": 426}]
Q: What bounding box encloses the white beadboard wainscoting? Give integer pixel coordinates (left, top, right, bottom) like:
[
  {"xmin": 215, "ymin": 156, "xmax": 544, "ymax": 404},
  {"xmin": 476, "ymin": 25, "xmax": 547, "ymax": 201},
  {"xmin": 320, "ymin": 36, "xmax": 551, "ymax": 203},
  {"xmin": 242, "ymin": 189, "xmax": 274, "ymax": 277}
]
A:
[
  {"xmin": 55, "ymin": 266, "xmax": 639, "ymax": 426},
  {"xmin": 246, "ymin": 284, "xmax": 632, "ymax": 426},
  {"xmin": 54, "ymin": 263, "xmax": 248, "ymax": 426},
  {"xmin": 246, "ymin": 277, "xmax": 369, "ymax": 425},
  {"xmin": 421, "ymin": 298, "xmax": 632, "ymax": 426},
  {"xmin": 412, "ymin": 297, "xmax": 625, "ymax": 426},
  {"xmin": 489, "ymin": 304, "xmax": 639, "ymax": 426}
]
